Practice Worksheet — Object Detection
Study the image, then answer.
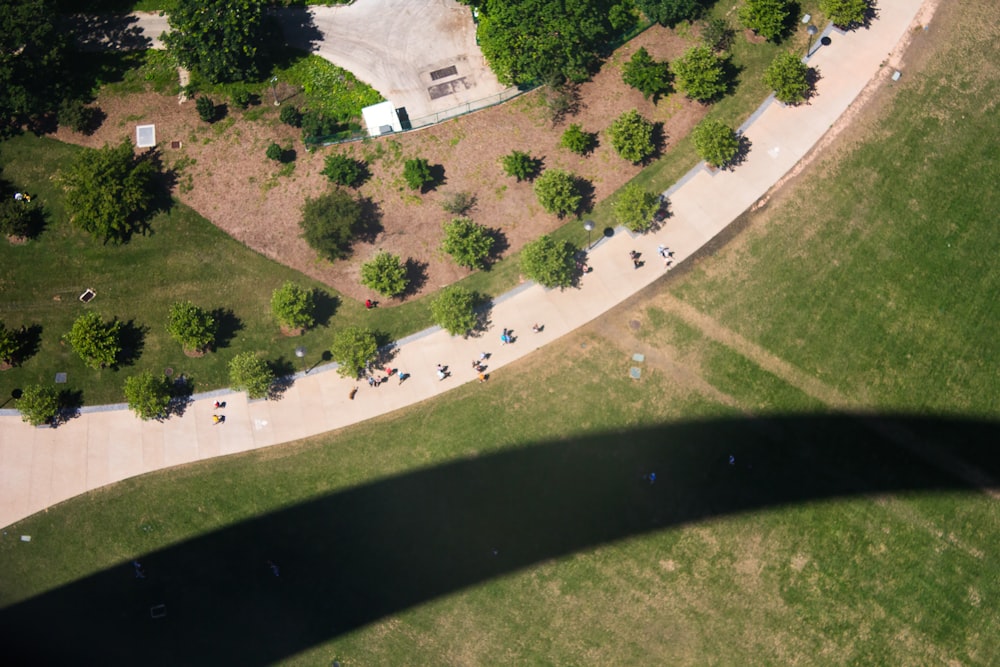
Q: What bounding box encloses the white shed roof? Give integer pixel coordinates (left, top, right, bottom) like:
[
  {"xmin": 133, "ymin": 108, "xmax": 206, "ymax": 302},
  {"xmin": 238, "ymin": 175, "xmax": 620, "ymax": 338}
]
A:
[{"xmin": 362, "ymin": 101, "xmax": 402, "ymax": 137}]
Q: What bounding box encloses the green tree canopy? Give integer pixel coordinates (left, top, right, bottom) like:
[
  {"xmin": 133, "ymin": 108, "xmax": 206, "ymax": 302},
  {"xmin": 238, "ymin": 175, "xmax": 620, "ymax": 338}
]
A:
[
  {"xmin": 321, "ymin": 154, "xmax": 366, "ymax": 188},
  {"xmin": 431, "ymin": 286, "xmax": 479, "ymax": 336},
  {"xmin": 533, "ymin": 169, "xmax": 583, "ymax": 218},
  {"xmin": 739, "ymin": 0, "xmax": 794, "ymax": 41},
  {"xmin": 270, "ymin": 281, "xmax": 316, "ymax": 332},
  {"xmin": 166, "ymin": 301, "xmax": 217, "ymax": 353},
  {"xmin": 329, "ymin": 325, "xmax": 378, "ymax": 379},
  {"xmin": 441, "ymin": 217, "xmax": 495, "ymax": 270},
  {"xmin": 692, "ymin": 118, "xmax": 740, "ymax": 167},
  {"xmin": 164, "ymin": 0, "xmax": 268, "ymax": 84},
  {"xmin": 608, "ymin": 109, "xmax": 656, "ymax": 164},
  {"xmin": 0, "ymin": 0, "xmax": 67, "ymax": 133},
  {"xmin": 763, "ymin": 52, "xmax": 812, "ymax": 104},
  {"xmin": 820, "ymin": 0, "xmax": 870, "ymax": 28},
  {"xmin": 60, "ymin": 138, "xmax": 158, "ymax": 245},
  {"xmin": 16, "ymin": 384, "xmax": 59, "ymax": 426},
  {"xmin": 299, "ymin": 188, "xmax": 363, "ymax": 261},
  {"xmin": 622, "ymin": 47, "xmax": 673, "ymax": 101},
  {"xmin": 123, "ymin": 371, "xmax": 172, "ymax": 421},
  {"xmin": 0, "ymin": 198, "xmax": 34, "ymax": 238},
  {"xmin": 64, "ymin": 311, "xmax": 123, "ymax": 369},
  {"xmin": 360, "ymin": 251, "xmax": 409, "ymax": 298},
  {"xmin": 501, "ymin": 150, "xmax": 542, "ymax": 182},
  {"xmin": 520, "ymin": 235, "xmax": 576, "ymax": 289},
  {"xmin": 0, "ymin": 321, "xmax": 19, "ymax": 365},
  {"xmin": 671, "ymin": 45, "xmax": 729, "ymax": 102},
  {"xmin": 614, "ymin": 183, "xmax": 660, "ymax": 232},
  {"xmin": 636, "ymin": 0, "xmax": 704, "ymax": 27},
  {"xmin": 228, "ymin": 351, "xmax": 274, "ymax": 399},
  {"xmin": 560, "ymin": 124, "xmax": 598, "ymax": 156},
  {"xmin": 403, "ymin": 157, "xmax": 435, "ymax": 191}
]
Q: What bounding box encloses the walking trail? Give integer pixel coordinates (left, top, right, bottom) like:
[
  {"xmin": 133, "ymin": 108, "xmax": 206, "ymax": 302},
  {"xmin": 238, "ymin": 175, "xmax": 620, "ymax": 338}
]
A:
[{"xmin": 0, "ymin": 0, "xmax": 930, "ymax": 529}]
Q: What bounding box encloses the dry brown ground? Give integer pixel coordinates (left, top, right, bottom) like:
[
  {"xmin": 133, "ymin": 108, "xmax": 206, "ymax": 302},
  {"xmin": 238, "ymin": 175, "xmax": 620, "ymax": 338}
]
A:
[{"xmin": 50, "ymin": 26, "xmax": 707, "ymax": 304}]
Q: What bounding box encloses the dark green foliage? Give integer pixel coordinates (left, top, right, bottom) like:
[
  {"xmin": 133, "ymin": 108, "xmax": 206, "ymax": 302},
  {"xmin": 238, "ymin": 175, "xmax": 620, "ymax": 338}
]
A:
[
  {"xmin": 0, "ymin": 0, "xmax": 67, "ymax": 133},
  {"xmin": 608, "ymin": 109, "xmax": 656, "ymax": 163},
  {"xmin": 164, "ymin": 0, "xmax": 267, "ymax": 84},
  {"xmin": 622, "ymin": 47, "xmax": 672, "ymax": 101},
  {"xmin": 441, "ymin": 217, "xmax": 495, "ymax": 270},
  {"xmin": 431, "ymin": 286, "xmax": 479, "ymax": 336},
  {"xmin": 301, "ymin": 110, "xmax": 340, "ymax": 140},
  {"xmin": 613, "ymin": 183, "xmax": 660, "ymax": 232},
  {"xmin": 64, "ymin": 311, "xmax": 123, "ymax": 370},
  {"xmin": 520, "ymin": 234, "xmax": 576, "ymax": 288},
  {"xmin": 231, "ymin": 87, "xmax": 253, "ymax": 109},
  {"xmin": 403, "ymin": 157, "xmax": 434, "ymax": 191},
  {"xmin": 299, "ymin": 189, "xmax": 363, "ymax": 261},
  {"xmin": 533, "ymin": 169, "xmax": 582, "ymax": 218},
  {"xmin": 16, "ymin": 384, "xmax": 59, "ymax": 426},
  {"xmin": 123, "ymin": 371, "xmax": 172, "ymax": 421},
  {"xmin": 501, "ymin": 151, "xmax": 542, "ymax": 182},
  {"xmin": 57, "ymin": 99, "xmax": 100, "ymax": 135},
  {"xmin": 0, "ymin": 198, "xmax": 33, "ymax": 238},
  {"xmin": 271, "ymin": 281, "xmax": 316, "ymax": 331},
  {"xmin": 60, "ymin": 138, "xmax": 157, "ymax": 244},
  {"xmin": 702, "ymin": 17, "xmax": 735, "ymax": 51},
  {"xmin": 0, "ymin": 321, "xmax": 18, "ymax": 364},
  {"xmin": 671, "ymin": 45, "xmax": 729, "ymax": 102},
  {"xmin": 560, "ymin": 124, "xmax": 598, "ymax": 156},
  {"xmin": 321, "ymin": 154, "xmax": 365, "ymax": 187},
  {"xmin": 360, "ymin": 251, "xmax": 409, "ymax": 298},
  {"xmin": 196, "ymin": 96, "xmax": 217, "ymax": 123},
  {"xmin": 328, "ymin": 325, "xmax": 378, "ymax": 379},
  {"xmin": 764, "ymin": 52, "xmax": 812, "ymax": 104},
  {"xmin": 692, "ymin": 119, "xmax": 740, "ymax": 167},
  {"xmin": 279, "ymin": 104, "xmax": 303, "ymax": 128},
  {"xmin": 166, "ymin": 301, "xmax": 217, "ymax": 352},
  {"xmin": 440, "ymin": 191, "xmax": 478, "ymax": 215},
  {"xmin": 636, "ymin": 0, "xmax": 704, "ymax": 27},
  {"xmin": 820, "ymin": 0, "xmax": 870, "ymax": 28},
  {"xmin": 228, "ymin": 351, "xmax": 274, "ymax": 399},
  {"xmin": 266, "ymin": 142, "xmax": 282, "ymax": 161},
  {"xmin": 739, "ymin": 0, "xmax": 794, "ymax": 42}
]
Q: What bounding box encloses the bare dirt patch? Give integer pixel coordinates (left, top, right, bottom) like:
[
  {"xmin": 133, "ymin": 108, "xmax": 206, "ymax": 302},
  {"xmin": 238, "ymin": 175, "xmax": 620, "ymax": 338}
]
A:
[{"xmin": 51, "ymin": 26, "xmax": 708, "ymax": 305}]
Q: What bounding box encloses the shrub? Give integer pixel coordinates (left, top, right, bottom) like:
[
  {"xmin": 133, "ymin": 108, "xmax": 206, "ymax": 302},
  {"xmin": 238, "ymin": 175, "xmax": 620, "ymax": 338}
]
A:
[
  {"xmin": 360, "ymin": 251, "xmax": 409, "ymax": 298},
  {"xmin": 764, "ymin": 52, "xmax": 812, "ymax": 104},
  {"xmin": 16, "ymin": 384, "xmax": 60, "ymax": 426},
  {"xmin": 321, "ymin": 154, "xmax": 365, "ymax": 187},
  {"xmin": 58, "ymin": 98, "xmax": 99, "ymax": 134},
  {"xmin": 560, "ymin": 124, "xmax": 597, "ymax": 156},
  {"xmin": 0, "ymin": 198, "xmax": 33, "ymax": 238},
  {"xmin": 692, "ymin": 119, "xmax": 740, "ymax": 167},
  {"xmin": 441, "ymin": 217, "xmax": 495, "ymax": 270},
  {"xmin": 671, "ymin": 45, "xmax": 729, "ymax": 103},
  {"xmin": 123, "ymin": 371, "xmax": 172, "ymax": 421},
  {"xmin": 520, "ymin": 235, "xmax": 576, "ymax": 289},
  {"xmin": 228, "ymin": 351, "xmax": 274, "ymax": 399},
  {"xmin": 64, "ymin": 311, "xmax": 123, "ymax": 369},
  {"xmin": 431, "ymin": 286, "xmax": 479, "ymax": 336},
  {"xmin": 608, "ymin": 110, "xmax": 656, "ymax": 164},
  {"xmin": 622, "ymin": 47, "xmax": 672, "ymax": 101},
  {"xmin": 739, "ymin": 0, "xmax": 794, "ymax": 41},
  {"xmin": 702, "ymin": 17, "xmax": 735, "ymax": 51},
  {"xmin": 266, "ymin": 142, "xmax": 283, "ymax": 161},
  {"xmin": 196, "ymin": 96, "xmax": 216, "ymax": 122},
  {"xmin": 0, "ymin": 321, "xmax": 19, "ymax": 365},
  {"xmin": 301, "ymin": 110, "xmax": 339, "ymax": 140},
  {"xmin": 403, "ymin": 157, "xmax": 434, "ymax": 191},
  {"xmin": 166, "ymin": 301, "xmax": 217, "ymax": 353},
  {"xmin": 329, "ymin": 325, "xmax": 378, "ymax": 378},
  {"xmin": 441, "ymin": 191, "xmax": 478, "ymax": 215},
  {"xmin": 501, "ymin": 151, "xmax": 541, "ymax": 182},
  {"xmin": 299, "ymin": 189, "xmax": 363, "ymax": 261},
  {"xmin": 231, "ymin": 86, "xmax": 253, "ymax": 109},
  {"xmin": 614, "ymin": 183, "xmax": 660, "ymax": 232},
  {"xmin": 271, "ymin": 281, "xmax": 316, "ymax": 332},
  {"xmin": 533, "ymin": 169, "xmax": 582, "ymax": 218},
  {"xmin": 820, "ymin": 0, "xmax": 870, "ymax": 28},
  {"xmin": 279, "ymin": 104, "xmax": 303, "ymax": 128}
]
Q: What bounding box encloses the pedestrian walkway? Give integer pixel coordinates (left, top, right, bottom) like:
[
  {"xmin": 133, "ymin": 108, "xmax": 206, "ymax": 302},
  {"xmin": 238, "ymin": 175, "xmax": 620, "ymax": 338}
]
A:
[{"xmin": 0, "ymin": 0, "xmax": 929, "ymax": 529}]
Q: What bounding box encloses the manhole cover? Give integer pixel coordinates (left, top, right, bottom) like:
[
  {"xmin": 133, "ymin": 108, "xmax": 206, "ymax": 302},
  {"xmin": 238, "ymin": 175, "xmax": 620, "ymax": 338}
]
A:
[
  {"xmin": 629, "ymin": 320, "xmax": 641, "ymax": 330},
  {"xmin": 55, "ymin": 373, "xmax": 67, "ymax": 384}
]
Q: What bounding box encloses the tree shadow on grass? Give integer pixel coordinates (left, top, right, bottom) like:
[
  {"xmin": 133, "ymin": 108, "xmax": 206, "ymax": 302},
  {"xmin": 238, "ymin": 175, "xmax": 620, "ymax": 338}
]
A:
[
  {"xmin": 211, "ymin": 308, "xmax": 244, "ymax": 350},
  {"xmin": 355, "ymin": 197, "xmax": 384, "ymax": 244},
  {"xmin": 117, "ymin": 320, "xmax": 147, "ymax": 369},
  {"xmin": 402, "ymin": 258, "xmax": 429, "ymax": 297},
  {"xmin": 12, "ymin": 324, "xmax": 44, "ymax": 366},
  {"xmin": 313, "ymin": 290, "xmax": 340, "ymax": 328},
  {"xmin": 574, "ymin": 176, "xmax": 597, "ymax": 216}
]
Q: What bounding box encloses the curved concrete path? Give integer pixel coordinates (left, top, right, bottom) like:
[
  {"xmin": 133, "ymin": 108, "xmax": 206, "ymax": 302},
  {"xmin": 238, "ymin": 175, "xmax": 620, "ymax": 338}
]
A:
[{"xmin": 0, "ymin": 0, "xmax": 928, "ymax": 529}]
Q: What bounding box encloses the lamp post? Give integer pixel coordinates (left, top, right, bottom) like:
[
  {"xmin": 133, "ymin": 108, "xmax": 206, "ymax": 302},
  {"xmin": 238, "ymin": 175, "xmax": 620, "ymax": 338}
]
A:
[
  {"xmin": 270, "ymin": 76, "xmax": 280, "ymax": 106},
  {"xmin": 583, "ymin": 220, "xmax": 595, "ymax": 249},
  {"xmin": 805, "ymin": 24, "xmax": 818, "ymax": 57},
  {"xmin": 295, "ymin": 346, "xmax": 307, "ymax": 374}
]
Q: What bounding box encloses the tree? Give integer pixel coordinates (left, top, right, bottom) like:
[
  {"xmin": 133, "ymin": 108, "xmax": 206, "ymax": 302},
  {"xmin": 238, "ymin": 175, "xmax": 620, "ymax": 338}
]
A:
[
  {"xmin": 360, "ymin": 251, "xmax": 409, "ymax": 298},
  {"xmin": 58, "ymin": 98, "xmax": 100, "ymax": 135},
  {"xmin": 196, "ymin": 96, "xmax": 217, "ymax": 123},
  {"xmin": 636, "ymin": 0, "xmax": 704, "ymax": 27},
  {"xmin": 763, "ymin": 52, "xmax": 812, "ymax": 104},
  {"xmin": 0, "ymin": 0, "xmax": 67, "ymax": 133},
  {"xmin": 403, "ymin": 157, "xmax": 434, "ymax": 191},
  {"xmin": 16, "ymin": 384, "xmax": 59, "ymax": 426},
  {"xmin": 501, "ymin": 151, "xmax": 541, "ymax": 182},
  {"xmin": 228, "ymin": 351, "xmax": 274, "ymax": 399},
  {"xmin": 431, "ymin": 287, "xmax": 479, "ymax": 336},
  {"xmin": 329, "ymin": 326, "xmax": 378, "ymax": 379},
  {"xmin": 608, "ymin": 109, "xmax": 656, "ymax": 164},
  {"xmin": 441, "ymin": 191, "xmax": 478, "ymax": 215},
  {"xmin": 322, "ymin": 154, "xmax": 365, "ymax": 188},
  {"xmin": 622, "ymin": 47, "xmax": 672, "ymax": 101},
  {"xmin": 520, "ymin": 235, "xmax": 576, "ymax": 289},
  {"xmin": 0, "ymin": 198, "xmax": 33, "ymax": 238},
  {"xmin": 820, "ymin": 0, "xmax": 870, "ymax": 28},
  {"xmin": 266, "ymin": 142, "xmax": 282, "ymax": 161},
  {"xmin": 692, "ymin": 119, "xmax": 740, "ymax": 167},
  {"xmin": 123, "ymin": 371, "xmax": 172, "ymax": 421},
  {"xmin": 441, "ymin": 217, "xmax": 495, "ymax": 270},
  {"xmin": 64, "ymin": 311, "xmax": 123, "ymax": 370},
  {"xmin": 60, "ymin": 138, "xmax": 157, "ymax": 245},
  {"xmin": 166, "ymin": 301, "xmax": 217, "ymax": 354},
  {"xmin": 560, "ymin": 124, "xmax": 598, "ymax": 156},
  {"xmin": 299, "ymin": 189, "xmax": 363, "ymax": 261},
  {"xmin": 270, "ymin": 281, "xmax": 316, "ymax": 333},
  {"xmin": 279, "ymin": 104, "xmax": 303, "ymax": 127},
  {"xmin": 671, "ymin": 45, "xmax": 729, "ymax": 103},
  {"xmin": 533, "ymin": 169, "xmax": 582, "ymax": 218},
  {"xmin": 739, "ymin": 0, "xmax": 794, "ymax": 42},
  {"xmin": 702, "ymin": 17, "xmax": 736, "ymax": 51},
  {"xmin": 0, "ymin": 321, "xmax": 19, "ymax": 365},
  {"xmin": 614, "ymin": 183, "xmax": 660, "ymax": 232},
  {"xmin": 164, "ymin": 0, "xmax": 267, "ymax": 84}
]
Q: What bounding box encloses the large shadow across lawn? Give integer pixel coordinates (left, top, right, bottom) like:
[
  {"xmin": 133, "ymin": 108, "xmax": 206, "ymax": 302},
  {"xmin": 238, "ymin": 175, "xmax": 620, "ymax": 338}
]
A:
[{"xmin": 1, "ymin": 414, "xmax": 997, "ymax": 665}]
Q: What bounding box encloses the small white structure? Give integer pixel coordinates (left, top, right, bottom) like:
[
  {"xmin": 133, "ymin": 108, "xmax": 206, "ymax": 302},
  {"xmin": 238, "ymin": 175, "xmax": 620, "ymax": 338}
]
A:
[
  {"xmin": 136, "ymin": 124, "xmax": 156, "ymax": 148},
  {"xmin": 361, "ymin": 101, "xmax": 402, "ymax": 137}
]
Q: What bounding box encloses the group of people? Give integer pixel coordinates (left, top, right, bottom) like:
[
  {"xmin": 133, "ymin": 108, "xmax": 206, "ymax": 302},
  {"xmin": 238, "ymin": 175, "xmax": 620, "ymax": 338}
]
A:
[
  {"xmin": 212, "ymin": 400, "xmax": 226, "ymax": 425},
  {"xmin": 13, "ymin": 192, "xmax": 31, "ymax": 203}
]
